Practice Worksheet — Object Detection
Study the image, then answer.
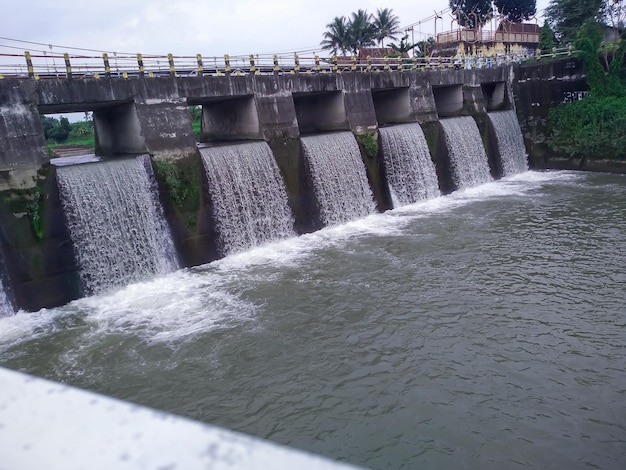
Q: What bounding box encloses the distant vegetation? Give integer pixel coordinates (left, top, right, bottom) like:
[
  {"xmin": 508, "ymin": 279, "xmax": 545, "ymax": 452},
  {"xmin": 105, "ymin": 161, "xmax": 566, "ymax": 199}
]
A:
[
  {"xmin": 320, "ymin": 8, "xmax": 439, "ymax": 58},
  {"xmin": 320, "ymin": 8, "xmax": 402, "ymax": 55},
  {"xmin": 189, "ymin": 106, "xmax": 202, "ymax": 139},
  {"xmin": 40, "ymin": 114, "xmax": 94, "ymax": 148}
]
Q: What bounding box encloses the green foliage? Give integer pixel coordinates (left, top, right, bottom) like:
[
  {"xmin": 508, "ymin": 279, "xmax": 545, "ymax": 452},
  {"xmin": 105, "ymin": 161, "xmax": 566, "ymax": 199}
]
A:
[
  {"xmin": 414, "ymin": 37, "xmax": 436, "ymax": 58},
  {"xmin": 357, "ymin": 132, "xmax": 378, "ymax": 158},
  {"xmin": 153, "ymin": 158, "xmax": 201, "ymax": 230},
  {"xmin": 40, "ymin": 115, "xmax": 94, "ymax": 146},
  {"xmin": 372, "ymin": 8, "xmax": 401, "ymax": 46},
  {"xmin": 320, "ymin": 8, "xmax": 400, "ymax": 55},
  {"xmin": 27, "ymin": 186, "xmax": 45, "ymax": 240},
  {"xmin": 346, "ymin": 9, "xmax": 377, "ymax": 54},
  {"xmin": 539, "ymin": 21, "xmax": 556, "ymax": 51},
  {"xmin": 189, "ymin": 106, "xmax": 202, "ymax": 139},
  {"xmin": 494, "ymin": 0, "xmax": 537, "ymax": 22},
  {"xmin": 449, "ymin": 0, "xmax": 493, "ymax": 29},
  {"xmin": 546, "ymin": 0, "xmax": 603, "ymax": 44},
  {"xmin": 547, "ymin": 20, "xmax": 626, "ymax": 160},
  {"xmin": 388, "ymin": 34, "xmax": 420, "ymax": 55},
  {"xmin": 547, "ymin": 96, "xmax": 626, "ymax": 159}
]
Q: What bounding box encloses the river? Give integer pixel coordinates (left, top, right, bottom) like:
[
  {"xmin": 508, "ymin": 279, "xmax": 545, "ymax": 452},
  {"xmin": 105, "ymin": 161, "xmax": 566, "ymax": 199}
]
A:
[{"xmin": 1, "ymin": 170, "xmax": 625, "ymax": 469}]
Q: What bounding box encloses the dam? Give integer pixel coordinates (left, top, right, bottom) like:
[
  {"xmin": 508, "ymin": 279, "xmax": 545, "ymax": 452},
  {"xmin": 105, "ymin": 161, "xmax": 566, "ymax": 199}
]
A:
[{"xmin": 0, "ymin": 57, "xmax": 591, "ymax": 313}]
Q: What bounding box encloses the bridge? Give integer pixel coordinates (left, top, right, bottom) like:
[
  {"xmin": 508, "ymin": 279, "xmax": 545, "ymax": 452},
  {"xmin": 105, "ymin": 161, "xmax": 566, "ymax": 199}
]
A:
[{"xmin": 0, "ymin": 47, "xmax": 577, "ymax": 183}]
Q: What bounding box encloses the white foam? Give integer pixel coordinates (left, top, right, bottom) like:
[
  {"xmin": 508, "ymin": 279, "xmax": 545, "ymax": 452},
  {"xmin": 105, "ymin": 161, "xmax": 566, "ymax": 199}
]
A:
[
  {"xmin": 0, "ymin": 170, "xmax": 575, "ymax": 348},
  {"xmin": 0, "ymin": 309, "xmax": 61, "ymax": 352}
]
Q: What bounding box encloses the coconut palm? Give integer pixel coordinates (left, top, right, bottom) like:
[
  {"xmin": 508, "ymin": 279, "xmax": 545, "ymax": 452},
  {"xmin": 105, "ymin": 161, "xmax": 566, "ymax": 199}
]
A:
[
  {"xmin": 347, "ymin": 9, "xmax": 377, "ymax": 54},
  {"xmin": 321, "ymin": 16, "xmax": 351, "ymax": 55},
  {"xmin": 373, "ymin": 8, "xmax": 401, "ymax": 46}
]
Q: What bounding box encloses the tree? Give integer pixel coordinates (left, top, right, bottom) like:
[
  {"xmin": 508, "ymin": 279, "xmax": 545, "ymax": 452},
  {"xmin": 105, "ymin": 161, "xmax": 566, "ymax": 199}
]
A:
[
  {"xmin": 48, "ymin": 117, "xmax": 71, "ymax": 143},
  {"xmin": 601, "ymin": 0, "xmax": 626, "ymax": 33},
  {"xmin": 539, "ymin": 21, "xmax": 556, "ymax": 51},
  {"xmin": 321, "ymin": 16, "xmax": 351, "ymax": 55},
  {"xmin": 494, "ymin": 0, "xmax": 537, "ymax": 22},
  {"xmin": 347, "ymin": 9, "xmax": 377, "ymax": 54},
  {"xmin": 546, "ymin": 0, "xmax": 603, "ymax": 43},
  {"xmin": 410, "ymin": 37, "xmax": 437, "ymax": 58},
  {"xmin": 372, "ymin": 8, "xmax": 401, "ymax": 46},
  {"xmin": 449, "ymin": 0, "xmax": 493, "ymax": 29},
  {"xmin": 388, "ymin": 34, "xmax": 420, "ymax": 55}
]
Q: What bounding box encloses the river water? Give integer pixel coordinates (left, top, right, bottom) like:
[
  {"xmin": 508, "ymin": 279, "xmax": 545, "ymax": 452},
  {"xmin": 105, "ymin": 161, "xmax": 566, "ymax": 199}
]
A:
[{"xmin": 1, "ymin": 170, "xmax": 625, "ymax": 469}]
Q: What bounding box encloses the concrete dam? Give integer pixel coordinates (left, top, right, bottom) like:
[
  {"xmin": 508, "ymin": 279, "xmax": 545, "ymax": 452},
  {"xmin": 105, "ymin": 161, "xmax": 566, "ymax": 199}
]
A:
[{"xmin": 0, "ymin": 58, "xmax": 589, "ymax": 313}]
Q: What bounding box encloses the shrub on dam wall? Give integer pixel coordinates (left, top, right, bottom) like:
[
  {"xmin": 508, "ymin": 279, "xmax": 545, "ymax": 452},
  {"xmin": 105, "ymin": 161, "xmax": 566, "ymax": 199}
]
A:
[
  {"xmin": 152, "ymin": 156, "xmax": 201, "ymax": 231},
  {"xmin": 548, "ymin": 96, "xmax": 626, "ymax": 160},
  {"xmin": 547, "ymin": 22, "xmax": 626, "ymax": 160}
]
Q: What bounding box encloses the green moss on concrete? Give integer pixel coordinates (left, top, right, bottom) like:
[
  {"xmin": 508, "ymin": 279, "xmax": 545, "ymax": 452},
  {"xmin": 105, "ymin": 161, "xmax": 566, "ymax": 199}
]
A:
[
  {"xmin": 152, "ymin": 156, "xmax": 201, "ymax": 231},
  {"xmin": 0, "ymin": 168, "xmax": 50, "ymax": 243},
  {"xmin": 356, "ymin": 132, "xmax": 379, "ymax": 159}
]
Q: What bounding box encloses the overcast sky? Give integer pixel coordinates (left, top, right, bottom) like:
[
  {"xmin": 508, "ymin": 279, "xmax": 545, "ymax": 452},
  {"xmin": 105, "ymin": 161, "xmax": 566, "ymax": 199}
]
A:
[{"xmin": 0, "ymin": 0, "xmax": 550, "ymax": 60}]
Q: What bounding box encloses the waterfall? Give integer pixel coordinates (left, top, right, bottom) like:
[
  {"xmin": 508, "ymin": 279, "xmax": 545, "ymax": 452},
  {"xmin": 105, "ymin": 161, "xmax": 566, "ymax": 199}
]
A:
[
  {"xmin": 301, "ymin": 132, "xmax": 376, "ymax": 227},
  {"xmin": 0, "ymin": 250, "xmax": 14, "ymax": 317},
  {"xmin": 487, "ymin": 110, "xmax": 528, "ymax": 176},
  {"xmin": 440, "ymin": 116, "xmax": 492, "ymax": 190},
  {"xmin": 57, "ymin": 156, "xmax": 178, "ymax": 295},
  {"xmin": 0, "ymin": 281, "xmax": 14, "ymax": 317},
  {"xmin": 200, "ymin": 142, "xmax": 295, "ymax": 255},
  {"xmin": 379, "ymin": 123, "xmax": 440, "ymax": 207}
]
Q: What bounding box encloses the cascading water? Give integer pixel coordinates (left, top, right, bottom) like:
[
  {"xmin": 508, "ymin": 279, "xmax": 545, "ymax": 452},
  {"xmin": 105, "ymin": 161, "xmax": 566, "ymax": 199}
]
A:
[
  {"xmin": 57, "ymin": 156, "xmax": 178, "ymax": 295},
  {"xmin": 0, "ymin": 251, "xmax": 14, "ymax": 317},
  {"xmin": 0, "ymin": 280, "xmax": 14, "ymax": 318},
  {"xmin": 301, "ymin": 132, "xmax": 376, "ymax": 226},
  {"xmin": 440, "ymin": 116, "xmax": 492, "ymax": 190},
  {"xmin": 200, "ymin": 142, "xmax": 295, "ymax": 255},
  {"xmin": 487, "ymin": 110, "xmax": 529, "ymax": 176},
  {"xmin": 379, "ymin": 123, "xmax": 440, "ymax": 207}
]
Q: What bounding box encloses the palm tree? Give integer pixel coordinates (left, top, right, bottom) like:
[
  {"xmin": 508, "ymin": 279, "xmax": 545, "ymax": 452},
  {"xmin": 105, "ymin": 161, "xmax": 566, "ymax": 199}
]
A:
[
  {"xmin": 388, "ymin": 34, "xmax": 420, "ymax": 56},
  {"xmin": 321, "ymin": 16, "xmax": 351, "ymax": 55},
  {"xmin": 347, "ymin": 9, "xmax": 377, "ymax": 54},
  {"xmin": 373, "ymin": 8, "xmax": 401, "ymax": 46}
]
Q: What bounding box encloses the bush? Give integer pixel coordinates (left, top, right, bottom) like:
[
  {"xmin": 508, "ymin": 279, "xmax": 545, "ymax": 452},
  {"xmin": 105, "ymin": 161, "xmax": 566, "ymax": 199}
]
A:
[
  {"xmin": 548, "ymin": 96, "xmax": 626, "ymax": 160},
  {"xmin": 547, "ymin": 21, "xmax": 626, "ymax": 160}
]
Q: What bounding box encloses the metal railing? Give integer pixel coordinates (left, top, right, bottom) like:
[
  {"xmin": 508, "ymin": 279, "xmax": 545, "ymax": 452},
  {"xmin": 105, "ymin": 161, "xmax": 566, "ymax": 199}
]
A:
[
  {"xmin": 0, "ymin": 47, "xmax": 578, "ymax": 80},
  {"xmin": 436, "ymin": 29, "xmax": 540, "ymax": 45}
]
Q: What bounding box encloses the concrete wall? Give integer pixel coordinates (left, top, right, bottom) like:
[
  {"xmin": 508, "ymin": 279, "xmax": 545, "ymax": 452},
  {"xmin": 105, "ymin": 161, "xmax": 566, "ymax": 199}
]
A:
[{"xmin": 513, "ymin": 57, "xmax": 589, "ymax": 169}]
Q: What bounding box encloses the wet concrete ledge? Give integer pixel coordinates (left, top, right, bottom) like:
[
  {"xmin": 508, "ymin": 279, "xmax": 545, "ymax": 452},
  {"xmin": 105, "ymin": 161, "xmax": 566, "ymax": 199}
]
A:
[{"xmin": 0, "ymin": 366, "xmax": 362, "ymax": 470}]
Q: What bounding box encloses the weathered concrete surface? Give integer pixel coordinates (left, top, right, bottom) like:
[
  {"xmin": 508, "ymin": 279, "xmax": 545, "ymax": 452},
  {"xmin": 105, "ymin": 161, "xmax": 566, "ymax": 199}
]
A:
[
  {"xmin": 0, "ymin": 165, "xmax": 79, "ymax": 311},
  {"xmin": 0, "ymin": 80, "xmax": 48, "ymax": 188},
  {"xmin": 0, "ymin": 367, "xmax": 363, "ymax": 470},
  {"xmin": 512, "ymin": 57, "xmax": 589, "ymax": 168}
]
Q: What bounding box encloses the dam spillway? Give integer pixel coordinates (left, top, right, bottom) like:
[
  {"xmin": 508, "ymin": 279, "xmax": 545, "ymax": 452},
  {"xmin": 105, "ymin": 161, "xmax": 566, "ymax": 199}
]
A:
[
  {"xmin": 56, "ymin": 156, "xmax": 178, "ymax": 295},
  {"xmin": 379, "ymin": 123, "xmax": 440, "ymax": 207},
  {"xmin": 200, "ymin": 142, "xmax": 295, "ymax": 255},
  {"xmin": 301, "ymin": 132, "xmax": 376, "ymax": 227},
  {"xmin": 487, "ymin": 110, "xmax": 529, "ymax": 176},
  {"xmin": 440, "ymin": 116, "xmax": 493, "ymax": 190}
]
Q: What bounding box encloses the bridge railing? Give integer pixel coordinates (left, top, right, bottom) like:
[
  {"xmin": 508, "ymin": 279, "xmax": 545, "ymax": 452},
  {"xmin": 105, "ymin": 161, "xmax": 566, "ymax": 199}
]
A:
[{"xmin": 0, "ymin": 47, "xmax": 577, "ymax": 79}]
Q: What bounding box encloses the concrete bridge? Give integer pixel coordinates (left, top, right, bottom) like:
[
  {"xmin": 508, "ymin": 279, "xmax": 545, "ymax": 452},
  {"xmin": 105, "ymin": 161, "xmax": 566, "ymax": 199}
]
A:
[{"xmin": 0, "ymin": 61, "xmax": 568, "ymax": 183}]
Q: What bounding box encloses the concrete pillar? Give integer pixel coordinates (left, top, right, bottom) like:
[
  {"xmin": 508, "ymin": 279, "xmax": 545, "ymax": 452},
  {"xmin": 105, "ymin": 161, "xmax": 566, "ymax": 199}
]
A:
[
  {"xmin": 134, "ymin": 99, "xmax": 197, "ymax": 158},
  {"xmin": 339, "ymin": 74, "xmax": 378, "ymax": 135},
  {"xmin": 0, "ymin": 81, "xmax": 48, "ymax": 189}
]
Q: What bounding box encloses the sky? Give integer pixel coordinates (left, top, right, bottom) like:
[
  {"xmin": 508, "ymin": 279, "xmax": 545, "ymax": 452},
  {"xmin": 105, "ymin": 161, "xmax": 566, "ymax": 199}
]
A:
[{"xmin": 0, "ymin": 0, "xmax": 551, "ymax": 60}]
